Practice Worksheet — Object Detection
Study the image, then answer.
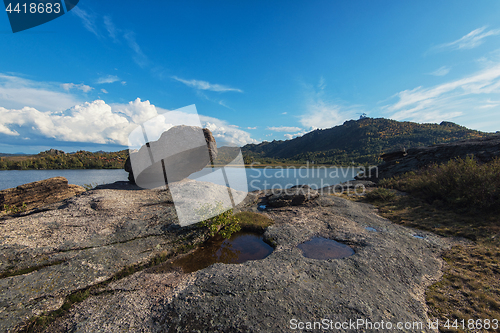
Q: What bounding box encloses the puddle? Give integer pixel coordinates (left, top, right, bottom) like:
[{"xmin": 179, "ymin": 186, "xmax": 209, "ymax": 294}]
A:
[
  {"xmin": 365, "ymin": 227, "xmax": 378, "ymax": 232},
  {"xmin": 170, "ymin": 231, "xmax": 274, "ymax": 273},
  {"xmin": 298, "ymin": 237, "xmax": 354, "ymax": 260},
  {"xmin": 258, "ymin": 205, "xmax": 267, "ymax": 211},
  {"xmin": 413, "ymin": 234, "xmax": 425, "ymax": 239}
]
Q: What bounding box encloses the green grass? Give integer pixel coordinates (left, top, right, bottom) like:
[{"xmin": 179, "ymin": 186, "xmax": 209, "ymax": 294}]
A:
[
  {"xmin": 364, "ymin": 187, "xmax": 396, "ymax": 202},
  {"xmin": 233, "ymin": 211, "xmax": 274, "ymax": 232},
  {"xmin": 197, "ymin": 201, "xmax": 241, "ymax": 238}
]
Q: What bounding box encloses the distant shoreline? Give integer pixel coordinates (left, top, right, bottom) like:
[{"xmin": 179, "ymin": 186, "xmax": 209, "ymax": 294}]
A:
[{"xmin": 0, "ymin": 164, "xmax": 366, "ymax": 171}]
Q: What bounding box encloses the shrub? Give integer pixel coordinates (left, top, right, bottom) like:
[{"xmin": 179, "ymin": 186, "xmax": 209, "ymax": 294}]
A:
[
  {"xmin": 196, "ymin": 201, "xmax": 241, "ymax": 238},
  {"xmin": 2, "ymin": 202, "xmax": 27, "ymax": 214},
  {"xmin": 364, "ymin": 188, "xmax": 396, "ymax": 202},
  {"xmin": 381, "ymin": 156, "xmax": 500, "ymax": 213}
]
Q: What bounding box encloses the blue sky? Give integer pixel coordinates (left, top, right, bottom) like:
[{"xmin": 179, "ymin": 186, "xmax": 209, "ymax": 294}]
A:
[{"xmin": 1, "ymin": 1, "xmax": 500, "ymax": 153}]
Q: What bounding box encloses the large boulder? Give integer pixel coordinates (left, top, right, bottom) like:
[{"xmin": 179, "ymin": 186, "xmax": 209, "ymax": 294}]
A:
[
  {"xmin": 0, "ymin": 177, "xmax": 85, "ymax": 212},
  {"xmin": 125, "ymin": 126, "xmax": 217, "ymax": 186}
]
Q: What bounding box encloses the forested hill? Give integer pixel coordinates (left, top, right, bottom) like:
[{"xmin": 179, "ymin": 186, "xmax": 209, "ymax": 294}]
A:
[
  {"xmin": 0, "ymin": 149, "xmax": 128, "ymax": 170},
  {"xmin": 240, "ymin": 118, "xmax": 493, "ymax": 165}
]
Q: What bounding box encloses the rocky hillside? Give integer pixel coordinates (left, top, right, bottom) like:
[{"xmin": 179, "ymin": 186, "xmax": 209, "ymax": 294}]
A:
[
  {"xmin": 240, "ymin": 118, "xmax": 492, "ymax": 165},
  {"xmin": 362, "ymin": 133, "xmax": 500, "ymax": 181}
]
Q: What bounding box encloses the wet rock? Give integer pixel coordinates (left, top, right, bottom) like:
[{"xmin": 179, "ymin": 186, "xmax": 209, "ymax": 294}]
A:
[
  {"xmin": 264, "ymin": 185, "xmax": 320, "ymax": 208},
  {"xmin": 0, "ymin": 177, "xmax": 85, "ymax": 212},
  {"xmin": 125, "ymin": 126, "xmax": 217, "ymax": 186}
]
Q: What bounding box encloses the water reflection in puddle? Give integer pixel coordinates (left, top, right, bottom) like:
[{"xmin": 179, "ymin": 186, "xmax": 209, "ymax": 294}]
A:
[
  {"xmin": 365, "ymin": 227, "xmax": 377, "ymax": 232},
  {"xmin": 413, "ymin": 234, "xmax": 425, "ymax": 239},
  {"xmin": 171, "ymin": 231, "xmax": 274, "ymax": 273},
  {"xmin": 298, "ymin": 237, "xmax": 354, "ymax": 260}
]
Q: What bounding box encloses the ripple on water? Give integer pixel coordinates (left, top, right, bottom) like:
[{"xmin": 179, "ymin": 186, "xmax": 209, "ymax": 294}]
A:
[{"xmin": 298, "ymin": 237, "xmax": 354, "ymax": 260}]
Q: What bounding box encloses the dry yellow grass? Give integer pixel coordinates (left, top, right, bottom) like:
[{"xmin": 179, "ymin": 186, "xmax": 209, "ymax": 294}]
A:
[{"xmin": 360, "ymin": 190, "xmax": 500, "ymax": 332}]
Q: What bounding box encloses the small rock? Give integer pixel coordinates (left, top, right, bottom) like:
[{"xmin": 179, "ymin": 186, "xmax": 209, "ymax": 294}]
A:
[{"xmin": 265, "ymin": 185, "xmax": 319, "ymax": 207}]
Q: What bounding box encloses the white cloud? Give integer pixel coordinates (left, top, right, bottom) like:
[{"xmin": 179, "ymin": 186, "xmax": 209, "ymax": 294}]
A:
[
  {"xmin": 200, "ymin": 116, "xmax": 257, "ymax": 146},
  {"xmin": 281, "ymin": 112, "xmax": 287, "ymax": 115},
  {"xmin": 101, "ymin": 89, "xmax": 108, "ymax": 94},
  {"xmin": 96, "ymin": 75, "xmax": 120, "ymax": 84},
  {"xmin": 103, "ymin": 16, "xmax": 118, "ymax": 41},
  {"xmin": 0, "ymin": 122, "xmax": 18, "ymax": 136},
  {"xmin": 0, "ymin": 74, "xmax": 80, "ymax": 111},
  {"xmin": 0, "ymin": 101, "xmax": 131, "ymax": 145},
  {"xmin": 112, "ymin": 98, "xmax": 161, "ymax": 125},
  {"xmin": 476, "ymin": 99, "xmax": 500, "ymax": 109},
  {"xmin": 218, "ymin": 100, "xmax": 233, "ymax": 109},
  {"xmin": 300, "ymin": 101, "xmax": 355, "ymax": 129},
  {"xmin": 74, "ymin": 9, "xmax": 148, "ymax": 70},
  {"xmin": 299, "ymin": 78, "xmax": 359, "ymax": 129},
  {"xmin": 436, "ymin": 27, "xmax": 500, "ymax": 51},
  {"xmin": 0, "ymin": 97, "xmax": 256, "ymax": 148},
  {"xmin": 384, "ymin": 62, "xmax": 500, "ymax": 126},
  {"xmin": 266, "ymin": 126, "xmax": 302, "ymax": 132},
  {"xmin": 429, "ymin": 66, "xmax": 451, "ymax": 76},
  {"xmin": 124, "ymin": 31, "xmax": 149, "ymax": 68},
  {"xmin": 172, "ymin": 76, "xmax": 243, "ymax": 93},
  {"xmin": 61, "ymin": 83, "xmax": 93, "ymax": 93},
  {"xmin": 246, "ymin": 126, "xmax": 257, "ymax": 130},
  {"xmin": 0, "ymin": 73, "xmax": 254, "ymax": 147},
  {"xmin": 72, "ymin": 7, "xmax": 100, "ymax": 37}
]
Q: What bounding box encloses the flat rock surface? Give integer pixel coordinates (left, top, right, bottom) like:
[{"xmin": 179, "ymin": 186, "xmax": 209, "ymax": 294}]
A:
[
  {"xmin": 40, "ymin": 192, "xmax": 453, "ymax": 333},
  {"xmin": 1, "ymin": 180, "xmax": 256, "ymax": 332}
]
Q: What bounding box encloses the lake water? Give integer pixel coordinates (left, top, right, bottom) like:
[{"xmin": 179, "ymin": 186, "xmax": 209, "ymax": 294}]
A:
[
  {"xmin": 0, "ymin": 169, "xmax": 129, "ymax": 191},
  {"xmin": 0, "ymin": 166, "xmax": 359, "ymax": 191}
]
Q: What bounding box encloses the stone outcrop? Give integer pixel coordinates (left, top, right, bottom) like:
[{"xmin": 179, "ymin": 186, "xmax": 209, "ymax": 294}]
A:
[
  {"xmin": 1, "ymin": 179, "xmax": 457, "ymax": 332},
  {"xmin": 0, "ymin": 177, "xmax": 85, "ymax": 212},
  {"xmin": 37, "ymin": 190, "xmax": 454, "ymax": 333},
  {"xmin": 41, "ymin": 149, "xmax": 65, "ymax": 156},
  {"xmin": 360, "ymin": 134, "xmax": 500, "ymax": 181},
  {"xmin": 0, "ymin": 180, "xmax": 254, "ymax": 332},
  {"xmin": 125, "ymin": 126, "xmax": 218, "ymax": 186},
  {"xmin": 263, "ymin": 185, "xmax": 320, "ymax": 207}
]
